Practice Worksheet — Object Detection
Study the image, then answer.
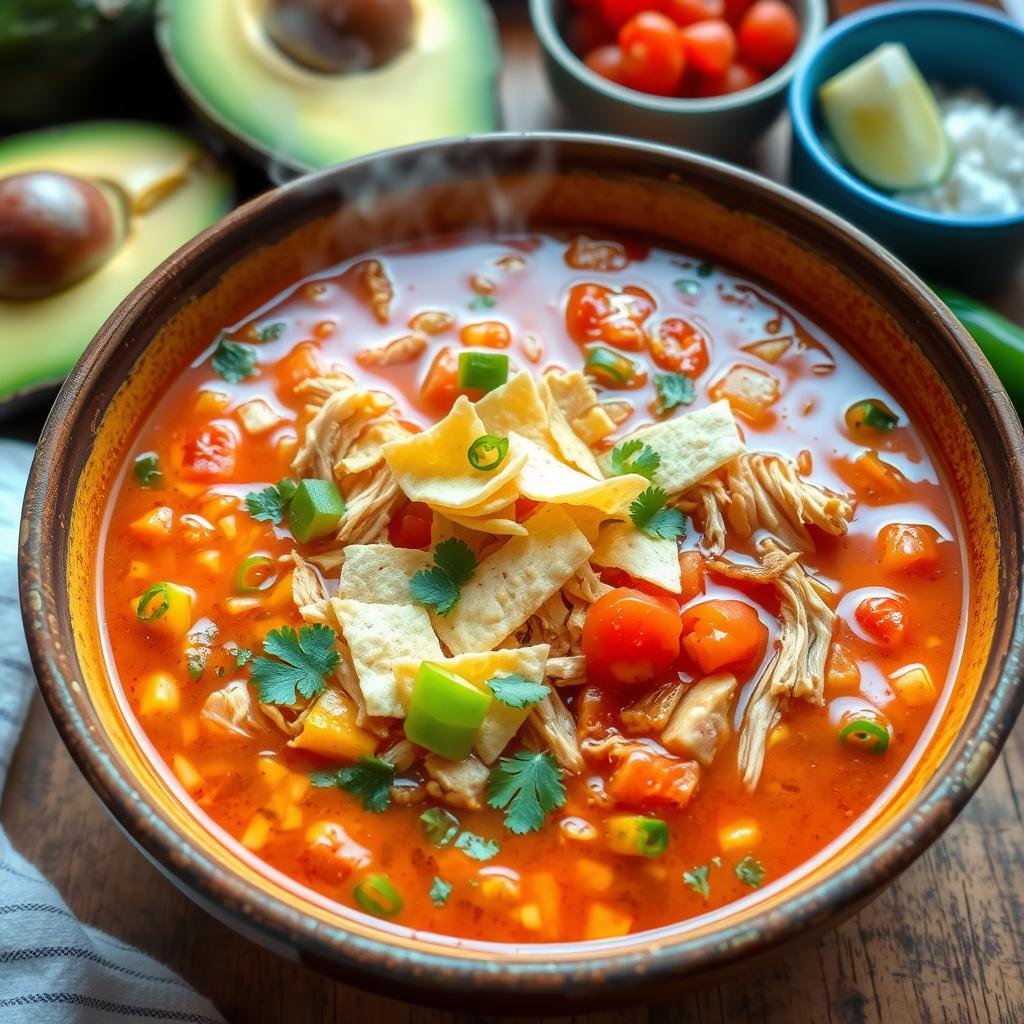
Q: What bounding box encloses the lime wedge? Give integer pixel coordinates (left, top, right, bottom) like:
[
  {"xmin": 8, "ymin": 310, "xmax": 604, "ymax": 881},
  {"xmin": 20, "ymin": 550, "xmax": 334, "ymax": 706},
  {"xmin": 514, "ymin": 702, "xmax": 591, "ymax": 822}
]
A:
[{"xmin": 819, "ymin": 43, "xmax": 952, "ymax": 192}]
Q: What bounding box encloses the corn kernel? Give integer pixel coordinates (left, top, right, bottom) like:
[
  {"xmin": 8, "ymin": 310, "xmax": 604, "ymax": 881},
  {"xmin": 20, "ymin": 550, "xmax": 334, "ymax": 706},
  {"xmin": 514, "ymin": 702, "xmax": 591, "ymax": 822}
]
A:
[
  {"xmin": 584, "ymin": 902, "xmax": 633, "ymax": 940},
  {"xmin": 218, "ymin": 515, "xmax": 237, "ymax": 540},
  {"xmin": 172, "ymin": 754, "xmax": 203, "ymax": 793},
  {"xmin": 577, "ymin": 858, "xmax": 614, "ymax": 892},
  {"xmin": 194, "ymin": 390, "xmax": 229, "ymax": 416},
  {"xmin": 139, "ymin": 672, "xmax": 180, "ymax": 716},
  {"xmin": 241, "ymin": 811, "xmax": 272, "ymax": 851},
  {"xmin": 257, "ymin": 757, "xmax": 289, "ymax": 787},
  {"xmin": 719, "ymin": 820, "xmax": 762, "ymax": 852},
  {"xmin": 195, "ymin": 549, "xmax": 221, "ymax": 573},
  {"xmin": 128, "ymin": 560, "xmax": 150, "ymax": 580},
  {"xmin": 890, "ymin": 664, "xmax": 936, "ymax": 708},
  {"xmin": 129, "ymin": 506, "xmax": 173, "ymax": 543},
  {"xmin": 519, "ymin": 904, "xmax": 542, "ymax": 931}
]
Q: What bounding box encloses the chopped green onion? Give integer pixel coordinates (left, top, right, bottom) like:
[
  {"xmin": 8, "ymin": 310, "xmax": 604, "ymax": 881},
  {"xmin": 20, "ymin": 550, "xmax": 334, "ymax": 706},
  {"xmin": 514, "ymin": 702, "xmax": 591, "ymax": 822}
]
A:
[
  {"xmin": 287, "ymin": 479, "xmax": 345, "ymax": 543},
  {"xmin": 467, "ymin": 434, "xmax": 509, "ymax": 472},
  {"xmin": 133, "ymin": 452, "xmax": 164, "ymax": 488},
  {"xmin": 235, "ymin": 554, "xmax": 278, "ymax": 594},
  {"xmin": 839, "ymin": 717, "xmax": 890, "ymax": 754},
  {"xmin": 136, "ymin": 583, "xmax": 171, "ymax": 622},
  {"xmin": 353, "ymin": 874, "xmax": 403, "ymax": 917},
  {"xmin": 584, "ymin": 346, "xmax": 638, "ymax": 387},
  {"xmin": 420, "ymin": 807, "xmax": 460, "ymax": 847},
  {"xmin": 673, "ymin": 278, "xmax": 701, "ymax": 296},
  {"xmin": 457, "ymin": 351, "xmax": 508, "ymax": 393},
  {"xmin": 606, "ymin": 814, "xmax": 669, "ymax": 857},
  {"xmin": 845, "ymin": 399, "xmax": 899, "ymax": 433},
  {"xmin": 403, "ymin": 661, "xmax": 491, "ymax": 761}
]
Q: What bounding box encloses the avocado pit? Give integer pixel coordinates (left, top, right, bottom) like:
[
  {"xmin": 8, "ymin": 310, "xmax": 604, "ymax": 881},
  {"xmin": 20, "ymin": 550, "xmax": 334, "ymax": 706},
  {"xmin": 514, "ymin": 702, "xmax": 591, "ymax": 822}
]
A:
[
  {"xmin": 264, "ymin": 0, "xmax": 414, "ymax": 74},
  {"xmin": 0, "ymin": 171, "xmax": 126, "ymax": 300}
]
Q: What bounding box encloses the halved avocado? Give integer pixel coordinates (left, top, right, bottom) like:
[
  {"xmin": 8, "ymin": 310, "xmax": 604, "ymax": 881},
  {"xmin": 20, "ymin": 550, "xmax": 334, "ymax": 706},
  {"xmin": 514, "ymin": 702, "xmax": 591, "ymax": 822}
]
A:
[
  {"xmin": 156, "ymin": 0, "xmax": 501, "ymax": 173},
  {"xmin": 0, "ymin": 121, "xmax": 232, "ymax": 411}
]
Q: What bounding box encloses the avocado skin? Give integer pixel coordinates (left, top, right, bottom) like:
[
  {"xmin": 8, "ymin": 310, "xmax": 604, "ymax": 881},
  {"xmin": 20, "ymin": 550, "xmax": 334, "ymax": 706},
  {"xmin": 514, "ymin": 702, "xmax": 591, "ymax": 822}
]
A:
[{"xmin": 0, "ymin": 0, "xmax": 179, "ymax": 128}]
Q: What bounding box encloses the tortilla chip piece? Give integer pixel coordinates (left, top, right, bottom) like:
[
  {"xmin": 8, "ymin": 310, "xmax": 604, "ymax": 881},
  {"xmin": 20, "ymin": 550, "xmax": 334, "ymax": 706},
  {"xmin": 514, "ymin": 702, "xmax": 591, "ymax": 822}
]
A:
[
  {"xmin": 434, "ymin": 505, "xmax": 593, "ymax": 654},
  {"xmin": 475, "ymin": 371, "xmax": 551, "ymax": 449},
  {"xmin": 590, "ymin": 522, "xmax": 682, "ymax": 594},
  {"xmin": 332, "ymin": 598, "xmax": 442, "ymax": 718},
  {"xmin": 338, "ymin": 545, "xmax": 431, "ymax": 604},
  {"xmin": 446, "ymin": 508, "xmax": 527, "ymax": 537},
  {"xmin": 394, "ymin": 644, "xmax": 550, "ymax": 763},
  {"xmin": 538, "ymin": 378, "xmax": 603, "ymax": 479},
  {"xmin": 544, "ymin": 370, "xmax": 617, "ymax": 445},
  {"xmin": 597, "ymin": 400, "xmax": 745, "ymax": 496},
  {"xmin": 513, "ymin": 433, "xmax": 647, "ymax": 515},
  {"xmin": 381, "ymin": 395, "xmax": 526, "ymax": 510}
]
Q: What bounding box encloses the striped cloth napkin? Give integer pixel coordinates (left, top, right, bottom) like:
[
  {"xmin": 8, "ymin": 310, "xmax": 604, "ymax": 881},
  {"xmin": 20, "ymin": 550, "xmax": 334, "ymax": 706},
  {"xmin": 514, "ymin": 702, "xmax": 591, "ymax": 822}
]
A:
[{"xmin": 0, "ymin": 440, "xmax": 225, "ymax": 1024}]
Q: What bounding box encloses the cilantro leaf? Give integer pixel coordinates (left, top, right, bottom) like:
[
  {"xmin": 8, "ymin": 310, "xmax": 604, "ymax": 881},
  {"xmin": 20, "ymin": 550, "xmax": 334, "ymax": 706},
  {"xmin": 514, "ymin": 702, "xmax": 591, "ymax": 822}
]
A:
[
  {"xmin": 420, "ymin": 807, "xmax": 460, "ymax": 847},
  {"xmin": 469, "ymin": 294, "xmax": 496, "ymax": 310},
  {"xmin": 211, "ymin": 336, "xmax": 258, "ymax": 383},
  {"xmin": 233, "ymin": 647, "xmax": 253, "ymax": 668},
  {"xmin": 454, "ymin": 831, "xmax": 499, "ymax": 861},
  {"xmin": 735, "ymin": 855, "xmax": 765, "ymax": 889},
  {"xmin": 628, "ymin": 486, "xmax": 687, "ymax": 540},
  {"xmin": 683, "ymin": 864, "xmax": 711, "ymax": 900},
  {"xmin": 487, "ymin": 750, "xmax": 566, "ymax": 835},
  {"xmin": 610, "ymin": 439, "xmax": 661, "ymax": 481},
  {"xmin": 133, "ymin": 452, "xmax": 164, "ymax": 488},
  {"xmin": 250, "ymin": 623, "xmax": 339, "ymax": 705},
  {"xmin": 429, "ymin": 876, "xmax": 453, "ymax": 907},
  {"xmin": 311, "ymin": 756, "xmax": 395, "ymax": 813},
  {"xmin": 256, "ymin": 321, "xmax": 286, "ymax": 342},
  {"xmin": 244, "ymin": 478, "xmax": 297, "ymax": 524},
  {"xmin": 185, "ymin": 623, "xmax": 218, "ymax": 681},
  {"xmin": 487, "ymin": 673, "xmax": 549, "ymax": 710},
  {"xmin": 409, "ymin": 538, "xmax": 477, "ymax": 616},
  {"xmin": 654, "ymin": 373, "xmax": 696, "ymax": 415}
]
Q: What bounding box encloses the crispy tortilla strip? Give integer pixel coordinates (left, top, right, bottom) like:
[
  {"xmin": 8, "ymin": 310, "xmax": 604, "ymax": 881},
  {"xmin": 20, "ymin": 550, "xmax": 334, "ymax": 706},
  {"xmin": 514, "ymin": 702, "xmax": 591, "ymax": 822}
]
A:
[
  {"xmin": 544, "ymin": 370, "xmax": 617, "ymax": 445},
  {"xmin": 445, "ymin": 507, "xmax": 527, "ymax": 537},
  {"xmin": 538, "ymin": 378, "xmax": 603, "ymax": 479},
  {"xmin": 434, "ymin": 505, "xmax": 593, "ymax": 655},
  {"xmin": 331, "ymin": 598, "xmax": 442, "ymax": 718},
  {"xmin": 395, "ymin": 644, "xmax": 549, "ymax": 764},
  {"xmin": 337, "ymin": 544, "xmax": 431, "ymax": 604},
  {"xmin": 475, "ymin": 370, "xmax": 551, "ymax": 448},
  {"xmin": 597, "ymin": 400, "xmax": 745, "ymax": 496},
  {"xmin": 382, "ymin": 396, "xmax": 526, "ymax": 510},
  {"xmin": 513, "ymin": 433, "xmax": 647, "ymax": 515},
  {"xmin": 590, "ymin": 521, "xmax": 682, "ymax": 594}
]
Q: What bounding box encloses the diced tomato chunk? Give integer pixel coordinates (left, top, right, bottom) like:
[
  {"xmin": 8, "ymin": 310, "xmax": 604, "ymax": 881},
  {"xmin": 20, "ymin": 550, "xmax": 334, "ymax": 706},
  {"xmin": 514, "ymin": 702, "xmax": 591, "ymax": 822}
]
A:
[
  {"xmin": 678, "ymin": 550, "xmax": 706, "ymax": 604},
  {"xmin": 565, "ymin": 282, "xmax": 655, "ymax": 351},
  {"xmin": 878, "ymin": 524, "xmax": 940, "ymax": 574},
  {"xmin": 649, "ymin": 318, "xmax": 710, "ymax": 376},
  {"xmin": 181, "ymin": 422, "xmax": 237, "ymax": 481},
  {"xmin": 459, "ymin": 321, "xmax": 512, "ymax": 349},
  {"xmin": 582, "ymin": 587, "xmax": 682, "ymax": 686},
  {"xmin": 574, "ymin": 684, "xmax": 617, "ymax": 741},
  {"xmin": 301, "ymin": 821, "xmax": 371, "ymax": 887},
  {"xmin": 681, "ymin": 599, "xmax": 767, "ymax": 675},
  {"xmin": 388, "ymin": 502, "xmax": 433, "ymax": 550},
  {"xmin": 608, "ymin": 747, "xmax": 700, "ymax": 809},
  {"xmin": 421, "ymin": 346, "xmax": 476, "ymax": 412},
  {"xmin": 856, "ymin": 595, "xmax": 908, "ymax": 648},
  {"xmin": 275, "ymin": 341, "xmax": 322, "ymax": 394}
]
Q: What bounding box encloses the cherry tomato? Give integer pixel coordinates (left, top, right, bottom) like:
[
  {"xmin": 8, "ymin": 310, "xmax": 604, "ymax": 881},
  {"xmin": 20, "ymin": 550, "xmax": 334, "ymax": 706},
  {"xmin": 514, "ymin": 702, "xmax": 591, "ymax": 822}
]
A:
[
  {"xmin": 737, "ymin": 0, "xmax": 799, "ymax": 73},
  {"xmin": 459, "ymin": 321, "xmax": 512, "ymax": 348},
  {"xmin": 877, "ymin": 523, "xmax": 940, "ymax": 574},
  {"xmin": 599, "ymin": 0, "xmax": 650, "ymax": 27},
  {"xmin": 649, "ymin": 317, "xmax": 709, "ymax": 375},
  {"xmin": 619, "ymin": 12, "xmax": 687, "ymax": 95},
  {"xmin": 585, "ymin": 44, "xmax": 629, "ymax": 85},
  {"xmin": 856, "ymin": 595, "xmax": 908, "ymax": 648},
  {"xmin": 661, "ymin": 0, "xmax": 725, "ymax": 26},
  {"xmin": 582, "ymin": 586, "xmax": 683, "ymax": 686},
  {"xmin": 570, "ymin": 8, "xmax": 617, "ymax": 51},
  {"xmin": 388, "ymin": 501, "xmax": 433, "ymax": 550},
  {"xmin": 695, "ymin": 60, "xmax": 763, "ymax": 96},
  {"xmin": 565, "ymin": 282, "xmax": 655, "ymax": 349},
  {"xmin": 723, "ymin": 0, "xmax": 754, "ymax": 23},
  {"xmin": 681, "ymin": 599, "xmax": 767, "ymax": 674},
  {"xmin": 181, "ymin": 422, "xmax": 238, "ymax": 481},
  {"xmin": 679, "ymin": 19, "xmax": 737, "ymax": 75},
  {"xmin": 608, "ymin": 747, "xmax": 700, "ymax": 808},
  {"xmin": 420, "ymin": 346, "xmax": 475, "ymax": 411}
]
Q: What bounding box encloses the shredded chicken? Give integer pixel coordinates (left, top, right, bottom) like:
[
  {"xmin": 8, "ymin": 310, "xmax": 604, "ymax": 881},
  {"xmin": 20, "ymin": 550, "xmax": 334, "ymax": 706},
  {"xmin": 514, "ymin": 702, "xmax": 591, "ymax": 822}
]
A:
[
  {"xmin": 289, "ymin": 551, "xmax": 335, "ymax": 624},
  {"xmin": 621, "ymin": 681, "xmax": 685, "ymax": 735},
  {"xmin": 543, "ymin": 370, "xmax": 617, "ymax": 445},
  {"xmin": 563, "ymin": 563, "xmax": 612, "ymax": 604},
  {"xmin": 380, "ymin": 738, "xmax": 418, "ymax": 772},
  {"xmin": 683, "ymin": 454, "xmax": 853, "ymax": 554},
  {"xmin": 200, "ymin": 680, "xmax": 267, "ymax": 737},
  {"xmin": 547, "ymin": 655, "xmax": 586, "ymax": 683},
  {"xmin": 259, "ymin": 701, "xmax": 311, "ymax": 738},
  {"xmin": 661, "ymin": 674, "xmax": 738, "ymax": 766},
  {"xmin": 526, "ymin": 690, "xmax": 583, "ymax": 774},
  {"xmin": 711, "ymin": 541, "xmax": 836, "ymax": 789},
  {"xmin": 424, "ymin": 753, "xmax": 489, "ymax": 810},
  {"xmin": 356, "ymin": 333, "xmax": 426, "ymax": 368},
  {"xmin": 356, "ymin": 258, "xmax": 393, "ymax": 324}
]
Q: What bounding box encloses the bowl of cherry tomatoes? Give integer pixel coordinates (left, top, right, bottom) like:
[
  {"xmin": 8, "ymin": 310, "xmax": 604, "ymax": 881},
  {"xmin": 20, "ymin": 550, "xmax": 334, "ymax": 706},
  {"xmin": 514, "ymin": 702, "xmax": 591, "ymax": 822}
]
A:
[{"xmin": 530, "ymin": 0, "xmax": 825, "ymax": 156}]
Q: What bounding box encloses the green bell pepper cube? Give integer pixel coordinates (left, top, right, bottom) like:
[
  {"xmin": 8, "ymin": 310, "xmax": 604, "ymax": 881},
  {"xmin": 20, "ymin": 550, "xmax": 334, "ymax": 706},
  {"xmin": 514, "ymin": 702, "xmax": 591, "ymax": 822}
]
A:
[
  {"xmin": 457, "ymin": 351, "xmax": 508, "ymax": 393},
  {"xmin": 287, "ymin": 479, "xmax": 345, "ymax": 543},
  {"xmin": 404, "ymin": 661, "xmax": 491, "ymax": 761}
]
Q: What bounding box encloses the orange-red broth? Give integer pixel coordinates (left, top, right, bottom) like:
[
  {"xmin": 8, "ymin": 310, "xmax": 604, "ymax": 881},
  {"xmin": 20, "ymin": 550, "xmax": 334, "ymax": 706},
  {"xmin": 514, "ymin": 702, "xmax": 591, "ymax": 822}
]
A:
[{"xmin": 101, "ymin": 231, "xmax": 965, "ymax": 943}]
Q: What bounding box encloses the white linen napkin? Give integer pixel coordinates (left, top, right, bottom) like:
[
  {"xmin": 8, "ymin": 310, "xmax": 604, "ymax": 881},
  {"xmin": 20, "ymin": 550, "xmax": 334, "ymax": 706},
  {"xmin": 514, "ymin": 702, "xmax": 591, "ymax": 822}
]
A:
[{"xmin": 0, "ymin": 440, "xmax": 226, "ymax": 1024}]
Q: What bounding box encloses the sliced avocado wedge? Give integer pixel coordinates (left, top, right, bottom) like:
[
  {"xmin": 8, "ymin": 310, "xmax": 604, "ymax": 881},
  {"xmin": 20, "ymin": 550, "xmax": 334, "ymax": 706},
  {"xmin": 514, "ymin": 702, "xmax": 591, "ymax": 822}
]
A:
[
  {"xmin": 0, "ymin": 121, "xmax": 232, "ymax": 412},
  {"xmin": 156, "ymin": 0, "xmax": 501, "ymax": 173}
]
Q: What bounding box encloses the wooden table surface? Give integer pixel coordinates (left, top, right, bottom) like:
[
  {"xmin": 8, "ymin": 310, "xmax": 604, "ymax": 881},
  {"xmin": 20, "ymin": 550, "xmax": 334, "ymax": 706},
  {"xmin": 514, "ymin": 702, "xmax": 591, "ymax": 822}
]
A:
[{"xmin": 3, "ymin": 6, "xmax": 1024, "ymax": 1023}]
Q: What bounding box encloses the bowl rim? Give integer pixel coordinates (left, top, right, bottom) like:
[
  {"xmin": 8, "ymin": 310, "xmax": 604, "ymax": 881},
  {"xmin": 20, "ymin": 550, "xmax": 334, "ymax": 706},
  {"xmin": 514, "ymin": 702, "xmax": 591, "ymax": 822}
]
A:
[
  {"xmin": 18, "ymin": 131, "xmax": 1024, "ymax": 1007},
  {"xmin": 529, "ymin": 0, "xmax": 827, "ymax": 114},
  {"xmin": 788, "ymin": 0, "xmax": 1024, "ymax": 232}
]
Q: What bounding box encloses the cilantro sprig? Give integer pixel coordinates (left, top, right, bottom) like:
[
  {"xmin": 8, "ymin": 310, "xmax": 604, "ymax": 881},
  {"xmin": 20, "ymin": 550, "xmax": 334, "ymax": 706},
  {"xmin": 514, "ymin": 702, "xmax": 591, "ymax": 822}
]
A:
[
  {"xmin": 133, "ymin": 452, "xmax": 164, "ymax": 489},
  {"xmin": 256, "ymin": 321, "xmax": 286, "ymax": 342},
  {"xmin": 629, "ymin": 486, "xmax": 687, "ymax": 540},
  {"xmin": 409, "ymin": 538, "xmax": 477, "ymax": 616},
  {"xmin": 211, "ymin": 335, "xmax": 258, "ymax": 383},
  {"xmin": 250, "ymin": 623, "xmax": 339, "ymax": 705},
  {"xmin": 683, "ymin": 864, "xmax": 711, "ymax": 900},
  {"xmin": 486, "ymin": 674, "xmax": 549, "ymax": 710},
  {"xmin": 244, "ymin": 478, "xmax": 297, "ymax": 524},
  {"xmin": 311, "ymin": 755, "xmax": 395, "ymax": 813},
  {"xmin": 654, "ymin": 372, "xmax": 696, "ymax": 415},
  {"xmin": 609, "ymin": 439, "xmax": 660, "ymax": 481},
  {"xmin": 429, "ymin": 876, "xmax": 453, "ymax": 907},
  {"xmin": 735, "ymin": 855, "xmax": 765, "ymax": 889},
  {"xmin": 453, "ymin": 831, "xmax": 500, "ymax": 861},
  {"xmin": 487, "ymin": 750, "xmax": 566, "ymax": 835}
]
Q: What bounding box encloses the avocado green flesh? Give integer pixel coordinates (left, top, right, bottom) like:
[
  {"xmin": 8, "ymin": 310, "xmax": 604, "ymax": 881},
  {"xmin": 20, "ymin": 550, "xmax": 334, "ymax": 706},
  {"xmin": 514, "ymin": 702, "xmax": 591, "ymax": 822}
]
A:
[
  {"xmin": 0, "ymin": 121, "xmax": 232, "ymax": 406},
  {"xmin": 157, "ymin": 0, "xmax": 501, "ymax": 172}
]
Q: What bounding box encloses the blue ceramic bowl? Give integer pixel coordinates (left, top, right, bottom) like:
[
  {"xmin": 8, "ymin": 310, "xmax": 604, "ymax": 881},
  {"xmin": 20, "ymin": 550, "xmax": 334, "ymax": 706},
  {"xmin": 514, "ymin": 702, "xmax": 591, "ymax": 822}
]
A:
[{"xmin": 789, "ymin": 2, "xmax": 1024, "ymax": 291}]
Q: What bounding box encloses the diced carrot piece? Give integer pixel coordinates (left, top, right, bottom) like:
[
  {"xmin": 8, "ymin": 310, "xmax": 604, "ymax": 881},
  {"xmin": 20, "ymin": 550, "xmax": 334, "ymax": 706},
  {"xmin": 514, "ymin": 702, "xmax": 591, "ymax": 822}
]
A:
[
  {"xmin": 608, "ymin": 748, "xmax": 700, "ymax": 810},
  {"xmin": 257, "ymin": 756, "xmax": 290, "ymax": 787},
  {"xmin": 421, "ymin": 346, "xmax": 469, "ymax": 412},
  {"xmin": 288, "ymin": 688, "xmax": 378, "ymax": 760},
  {"xmin": 460, "ymin": 321, "xmax": 512, "ymax": 349},
  {"xmin": 878, "ymin": 523, "xmax": 940, "ymax": 573},
  {"xmin": 575, "ymin": 684, "xmax": 615, "ymax": 741},
  {"xmin": 479, "ymin": 869, "xmax": 521, "ymax": 901},
  {"xmin": 718, "ymin": 820, "xmax": 761, "ymax": 852},
  {"xmin": 679, "ymin": 550, "xmax": 706, "ymax": 604},
  {"xmin": 194, "ymin": 389, "xmax": 229, "ymax": 416},
  {"xmin": 681, "ymin": 599, "xmax": 767, "ymax": 675},
  {"xmin": 709, "ymin": 363, "xmax": 779, "ymax": 422},
  {"xmin": 825, "ymin": 643, "xmax": 861, "ymax": 691},
  {"xmin": 585, "ymin": 902, "xmax": 633, "ymax": 939},
  {"xmin": 849, "ymin": 451, "xmax": 906, "ymax": 498},
  {"xmin": 276, "ymin": 341, "xmax": 322, "ymax": 393},
  {"xmin": 129, "ymin": 506, "xmax": 173, "ymax": 543},
  {"xmin": 172, "ymin": 754, "xmax": 203, "ymax": 793}
]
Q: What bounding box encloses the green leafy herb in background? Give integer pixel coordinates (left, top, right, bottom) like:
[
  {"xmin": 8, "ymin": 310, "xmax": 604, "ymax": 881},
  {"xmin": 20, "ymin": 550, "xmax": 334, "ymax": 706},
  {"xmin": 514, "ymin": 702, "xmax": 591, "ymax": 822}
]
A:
[
  {"xmin": 735, "ymin": 855, "xmax": 765, "ymax": 889},
  {"xmin": 468, "ymin": 294, "xmax": 496, "ymax": 310},
  {"xmin": 256, "ymin": 321, "xmax": 286, "ymax": 342},
  {"xmin": 420, "ymin": 807, "xmax": 460, "ymax": 847},
  {"xmin": 133, "ymin": 452, "xmax": 164, "ymax": 488},
  {"xmin": 683, "ymin": 865, "xmax": 711, "ymax": 900},
  {"xmin": 454, "ymin": 831, "xmax": 500, "ymax": 862}
]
